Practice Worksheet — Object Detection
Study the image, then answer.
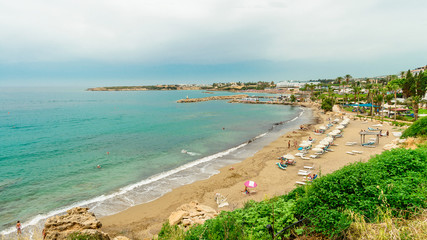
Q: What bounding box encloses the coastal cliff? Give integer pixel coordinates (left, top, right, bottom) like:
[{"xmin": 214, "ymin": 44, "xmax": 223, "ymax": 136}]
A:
[{"xmin": 177, "ymin": 94, "xmax": 248, "ymax": 103}]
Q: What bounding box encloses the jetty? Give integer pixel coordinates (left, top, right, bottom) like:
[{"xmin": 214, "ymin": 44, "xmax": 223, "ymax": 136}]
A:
[{"xmin": 177, "ymin": 95, "xmax": 248, "ymax": 103}]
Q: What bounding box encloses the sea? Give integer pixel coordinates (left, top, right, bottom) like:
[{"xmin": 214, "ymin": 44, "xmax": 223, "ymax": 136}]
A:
[{"xmin": 0, "ymin": 88, "xmax": 312, "ymax": 238}]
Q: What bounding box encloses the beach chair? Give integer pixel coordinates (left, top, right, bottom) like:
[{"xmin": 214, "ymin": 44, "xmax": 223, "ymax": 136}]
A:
[
  {"xmin": 362, "ymin": 142, "xmax": 375, "ymax": 147},
  {"xmin": 352, "ymin": 150, "xmax": 363, "ymax": 154},
  {"xmin": 214, "ymin": 193, "xmax": 229, "ymax": 208},
  {"xmin": 298, "ymin": 170, "xmax": 311, "ymax": 176},
  {"xmin": 295, "ymin": 181, "xmax": 306, "ymax": 185},
  {"xmin": 345, "ymin": 142, "xmax": 357, "ymax": 146},
  {"xmin": 368, "ymin": 127, "xmax": 380, "ymax": 131},
  {"xmin": 276, "ymin": 162, "xmax": 287, "ymax": 170},
  {"xmin": 346, "ymin": 151, "xmax": 356, "ymax": 155},
  {"xmin": 301, "ymin": 156, "xmax": 311, "ymax": 160},
  {"xmin": 304, "ymin": 165, "xmax": 315, "ymax": 170},
  {"xmin": 310, "ymin": 155, "xmax": 319, "ymax": 159},
  {"xmin": 295, "ymin": 152, "xmax": 304, "ymax": 157}
]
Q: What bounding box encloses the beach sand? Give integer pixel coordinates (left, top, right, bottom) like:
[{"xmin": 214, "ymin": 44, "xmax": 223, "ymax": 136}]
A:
[{"xmin": 100, "ymin": 106, "xmax": 399, "ymax": 239}]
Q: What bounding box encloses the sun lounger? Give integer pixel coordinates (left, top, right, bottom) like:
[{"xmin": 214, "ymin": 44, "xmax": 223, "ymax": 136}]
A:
[
  {"xmin": 301, "ymin": 156, "xmax": 311, "ymax": 160},
  {"xmin": 276, "ymin": 162, "xmax": 287, "ymax": 170},
  {"xmin": 362, "ymin": 142, "xmax": 375, "ymax": 146},
  {"xmin": 295, "ymin": 152, "xmax": 304, "ymax": 157},
  {"xmin": 304, "ymin": 165, "xmax": 315, "ymax": 170},
  {"xmin": 214, "ymin": 193, "xmax": 229, "ymax": 208},
  {"xmin": 352, "ymin": 150, "xmax": 363, "ymax": 154},
  {"xmin": 295, "ymin": 181, "xmax": 306, "ymax": 185},
  {"xmin": 346, "ymin": 151, "xmax": 355, "ymax": 155},
  {"xmin": 298, "ymin": 170, "xmax": 311, "ymax": 176},
  {"xmin": 310, "ymin": 155, "xmax": 319, "ymax": 159},
  {"xmin": 345, "ymin": 142, "xmax": 357, "ymax": 146},
  {"xmin": 368, "ymin": 127, "xmax": 380, "ymax": 131}
]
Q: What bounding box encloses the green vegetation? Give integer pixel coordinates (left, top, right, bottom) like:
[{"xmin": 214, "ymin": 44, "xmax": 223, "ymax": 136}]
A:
[
  {"xmin": 158, "ymin": 148, "xmax": 427, "ymax": 239},
  {"xmin": 159, "ymin": 198, "xmax": 297, "ymax": 240},
  {"xmin": 67, "ymin": 232, "xmax": 103, "ymax": 240},
  {"xmin": 321, "ymin": 97, "xmax": 334, "ymax": 112},
  {"xmin": 402, "ymin": 117, "xmax": 427, "ymax": 138}
]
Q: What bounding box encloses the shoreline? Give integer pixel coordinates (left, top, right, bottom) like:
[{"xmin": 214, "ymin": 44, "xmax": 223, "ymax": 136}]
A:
[{"xmin": 100, "ymin": 105, "xmax": 399, "ymax": 239}]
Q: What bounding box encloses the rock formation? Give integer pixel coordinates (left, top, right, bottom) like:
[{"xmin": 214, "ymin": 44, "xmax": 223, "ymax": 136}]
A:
[
  {"xmin": 168, "ymin": 201, "xmax": 218, "ymax": 229},
  {"xmin": 43, "ymin": 207, "xmax": 110, "ymax": 240}
]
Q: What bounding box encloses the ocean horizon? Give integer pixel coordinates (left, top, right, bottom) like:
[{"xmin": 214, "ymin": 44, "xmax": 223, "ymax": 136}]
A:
[{"xmin": 0, "ymin": 88, "xmax": 312, "ymax": 237}]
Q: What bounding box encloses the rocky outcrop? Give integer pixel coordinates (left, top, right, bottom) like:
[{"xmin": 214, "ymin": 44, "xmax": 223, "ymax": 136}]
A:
[
  {"xmin": 168, "ymin": 201, "xmax": 218, "ymax": 229},
  {"xmin": 43, "ymin": 207, "xmax": 110, "ymax": 240},
  {"xmin": 177, "ymin": 95, "xmax": 248, "ymax": 103}
]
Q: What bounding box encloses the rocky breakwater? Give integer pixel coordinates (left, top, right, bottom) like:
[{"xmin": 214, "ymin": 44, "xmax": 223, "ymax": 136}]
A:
[
  {"xmin": 168, "ymin": 201, "xmax": 218, "ymax": 229},
  {"xmin": 43, "ymin": 207, "xmax": 111, "ymax": 240},
  {"xmin": 177, "ymin": 94, "xmax": 248, "ymax": 103}
]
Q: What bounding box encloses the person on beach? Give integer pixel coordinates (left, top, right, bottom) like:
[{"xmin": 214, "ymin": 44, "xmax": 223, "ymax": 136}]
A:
[
  {"xmin": 294, "ymin": 140, "xmax": 297, "ymax": 148},
  {"xmin": 386, "ymin": 130, "xmax": 389, "ymax": 137},
  {"xmin": 308, "ymin": 136, "xmax": 312, "ymax": 141},
  {"xmin": 16, "ymin": 221, "xmax": 21, "ymax": 235},
  {"xmin": 288, "ymin": 140, "xmax": 291, "ymax": 148},
  {"xmin": 242, "ymin": 186, "xmax": 250, "ymax": 195}
]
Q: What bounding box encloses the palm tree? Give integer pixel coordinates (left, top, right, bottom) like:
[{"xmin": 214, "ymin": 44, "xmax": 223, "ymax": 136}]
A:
[
  {"xmin": 352, "ymin": 84, "xmax": 361, "ymax": 115},
  {"xmin": 345, "ymin": 74, "xmax": 352, "ymax": 87},
  {"xmin": 308, "ymin": 83, "xmax": 316, "ymax": 101},
  {"xmin": 385, "ymin": 94, "xmax": 394, "ymax": 118},
  {"xmin": 365, "ymin": 83, "xmax": 376, "ymax": 121},
  {"xmin": 336, "ymin": 77, "xmax": 343, "ymax": 95},
  {"xmin": 387, "ymin": 81, "xmax": 400, "ymax": 122}
]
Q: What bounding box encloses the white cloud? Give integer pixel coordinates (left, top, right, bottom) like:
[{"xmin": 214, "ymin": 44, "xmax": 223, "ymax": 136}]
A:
[{"xmin": 0, "ymin": 0, "xmax": 426, "ymax": 64}]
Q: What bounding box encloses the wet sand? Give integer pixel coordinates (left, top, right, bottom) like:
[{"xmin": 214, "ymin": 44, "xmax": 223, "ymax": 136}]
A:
[{"xmin": 100, "ymin": 105, "xmax": 398, "ymax": 239}]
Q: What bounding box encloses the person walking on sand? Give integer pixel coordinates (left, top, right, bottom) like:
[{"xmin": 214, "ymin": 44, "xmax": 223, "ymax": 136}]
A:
[
  {"xmin": 288, "ymin": 140, "xmax": 291, "ymax": 148},
  {"xmin": 16, "ymin": 221, "xmax": 22, "ymax": 235}
]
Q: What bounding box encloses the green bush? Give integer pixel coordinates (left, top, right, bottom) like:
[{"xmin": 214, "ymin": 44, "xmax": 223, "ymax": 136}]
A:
[
  {"xmin": 402, "ymin": 117, "xmax": 427, "ymax": 138},
  {"xmin": 292, "ymin": 148, "xmax": 427, "ymax": 238}
]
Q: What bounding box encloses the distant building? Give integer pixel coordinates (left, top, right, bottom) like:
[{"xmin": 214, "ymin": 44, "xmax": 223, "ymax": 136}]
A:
[
  {"xmin": 411, "ymin": 65, "xmax": 427, "ymax": 75},
  {"xmin": 276, "ymin": 81, "xmax": 320, "ymax": 88}
]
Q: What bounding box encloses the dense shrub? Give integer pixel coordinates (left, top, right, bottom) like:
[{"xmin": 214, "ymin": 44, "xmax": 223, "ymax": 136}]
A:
[
  {"xmin": 292, "ymin": 148, "xmax": 427, "ymax": 237},
  {"xmin": 402, "ymin": 117, "xmax": 427, "ymax": 138},
  {"xmin": 158, "ymin": 197, "xmax": 297, "ymax": 240}
]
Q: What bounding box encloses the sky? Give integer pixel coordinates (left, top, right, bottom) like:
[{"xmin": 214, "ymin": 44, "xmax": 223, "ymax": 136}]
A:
[{"xmin": 0, "ymin": 0, "xmax": 426, "ymax": 87}]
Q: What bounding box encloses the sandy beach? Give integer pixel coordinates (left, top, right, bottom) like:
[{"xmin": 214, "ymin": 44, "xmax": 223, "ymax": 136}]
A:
[{"xmin": 100, "ymin": 105, "xmax": 399, "ymax": 239}]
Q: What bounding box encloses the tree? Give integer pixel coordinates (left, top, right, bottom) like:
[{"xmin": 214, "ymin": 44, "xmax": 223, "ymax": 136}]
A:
[
  {"xmin": 336, "ymin": 77, "xmax": 343, "ymax": 94},
  {"xmin": 290, "ymin": 94, "xmax": 296, "ymax": 103},
  {"xmin": 387, "ymin": 80, "xmax": 401, "ymax": 121},
  {"xmin": 345, "ymin": 74, "xmax": 352, "ymax": 87},
  {"xmin": 401, "ymin": 70, "xmax": 427, "ymax": 120},
  {"xmin": 321, "ymin": 97, "xmax": 334, "ymax": 112}
]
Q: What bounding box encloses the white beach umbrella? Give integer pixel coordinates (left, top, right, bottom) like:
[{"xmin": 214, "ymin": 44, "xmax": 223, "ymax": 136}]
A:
[
  {"xmin": 325, "ymin": 137, "xmax": 334, "ymax": 142},
  {"xmin": 283, "ymin": 154, "xmax": 295, "ymax": 160},
  {"xmin": 336, "ymin": 125, "xmax": 344, "ymax": 129},
  {"xmin": 329, "ymin": 132, "xmax": 338, "ymax": 136},
  {"xmin": 312, "ymin": 148, "xmax": 324, "ymax": 152},
  {"xmin": 333, "ymin": 118, "xmax": 340, "ymax": 122},
  {"xmin": 319, "ymin": 126, "xmax": 326, "ymax": 130},
  {"xmin": 299, "ymin": 142, "xmax": 310, "ymax": 147}
]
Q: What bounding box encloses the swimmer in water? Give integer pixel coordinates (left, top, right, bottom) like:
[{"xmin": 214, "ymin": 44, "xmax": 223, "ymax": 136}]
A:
[{"xmin": 97, "ymin": 165, "xmax": 101, "ymax": 169}]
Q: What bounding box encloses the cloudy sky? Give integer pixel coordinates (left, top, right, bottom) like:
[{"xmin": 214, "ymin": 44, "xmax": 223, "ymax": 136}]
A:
[{"xmin": 0, "ymin": 0, "xmax": 426, "ymax": 87}]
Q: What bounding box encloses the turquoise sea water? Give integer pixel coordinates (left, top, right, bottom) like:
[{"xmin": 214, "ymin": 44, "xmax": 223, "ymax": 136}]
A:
[{"xmin": 0, "ymin": 88, "xmax": 310, "ymax": 236}]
